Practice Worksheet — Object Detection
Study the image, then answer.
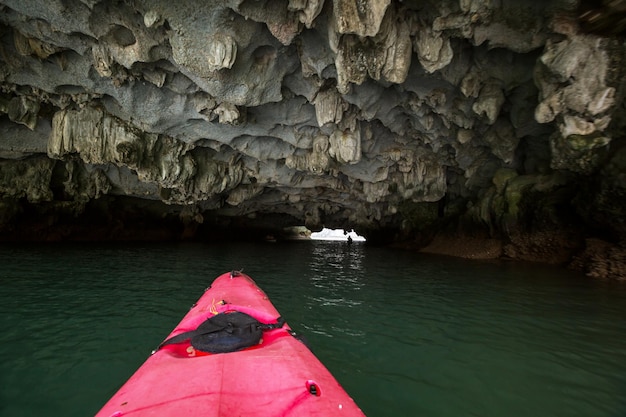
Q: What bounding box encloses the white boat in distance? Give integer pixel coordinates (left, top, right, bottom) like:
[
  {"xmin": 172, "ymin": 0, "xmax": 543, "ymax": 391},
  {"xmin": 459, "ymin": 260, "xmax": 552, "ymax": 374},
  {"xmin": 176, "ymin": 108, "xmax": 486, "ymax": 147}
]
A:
[{"xmin": 309, "ymin": 228, "xmax": 366, "ymax": 242}]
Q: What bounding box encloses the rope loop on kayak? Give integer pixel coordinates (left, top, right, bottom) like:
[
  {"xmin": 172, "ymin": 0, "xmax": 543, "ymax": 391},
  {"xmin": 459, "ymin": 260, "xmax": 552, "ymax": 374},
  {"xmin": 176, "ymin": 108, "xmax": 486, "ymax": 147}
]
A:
[{"xmin": 209, "ymin": 298, "xmax": 225, "ymax": 315}]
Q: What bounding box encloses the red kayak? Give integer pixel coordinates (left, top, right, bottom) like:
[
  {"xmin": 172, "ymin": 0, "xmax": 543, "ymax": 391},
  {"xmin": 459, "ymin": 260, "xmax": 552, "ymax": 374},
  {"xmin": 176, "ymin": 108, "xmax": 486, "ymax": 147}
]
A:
[{"xmin": 96, "ymin": 271, "xmax": 366, "ymax": 417}]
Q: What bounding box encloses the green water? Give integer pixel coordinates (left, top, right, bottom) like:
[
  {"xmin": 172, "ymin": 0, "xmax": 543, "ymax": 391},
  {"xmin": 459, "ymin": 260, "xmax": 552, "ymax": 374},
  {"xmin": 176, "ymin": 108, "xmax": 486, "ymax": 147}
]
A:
[{"xmin": 1, "ymin": 242, "xmax": 625, "ymax": 417}]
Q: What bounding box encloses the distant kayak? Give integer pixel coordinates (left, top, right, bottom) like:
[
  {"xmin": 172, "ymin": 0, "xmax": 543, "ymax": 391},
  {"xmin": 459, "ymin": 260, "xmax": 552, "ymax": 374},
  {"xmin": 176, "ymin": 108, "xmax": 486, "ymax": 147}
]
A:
[
  {"xmin": 310, "ymin": 228, "xmax": 366, "ymax": 242},
  {"xmin": 96, "ymin": 271, "xmax": 366, "ymax": 417}
]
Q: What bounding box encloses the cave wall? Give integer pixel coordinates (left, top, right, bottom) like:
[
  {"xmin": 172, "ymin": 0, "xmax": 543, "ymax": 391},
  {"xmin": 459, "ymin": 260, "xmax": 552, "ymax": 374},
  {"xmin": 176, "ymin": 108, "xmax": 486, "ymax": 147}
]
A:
[{"xmin": 0, "ymin": 0, "xmax": 625, "ymax": 274}]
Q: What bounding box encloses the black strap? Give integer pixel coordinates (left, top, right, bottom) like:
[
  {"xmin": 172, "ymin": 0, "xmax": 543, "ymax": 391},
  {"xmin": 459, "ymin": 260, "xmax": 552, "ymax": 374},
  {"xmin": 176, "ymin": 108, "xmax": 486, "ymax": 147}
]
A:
[{"xmin": 259, "ymin": 316, "xmax": 286, "ymax": 331}]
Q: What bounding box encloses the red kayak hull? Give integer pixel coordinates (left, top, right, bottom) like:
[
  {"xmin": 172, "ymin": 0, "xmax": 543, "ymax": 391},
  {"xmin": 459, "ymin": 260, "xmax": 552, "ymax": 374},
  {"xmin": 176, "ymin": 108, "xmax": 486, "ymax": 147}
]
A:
[{"xmin": 96, "ymin": 271, "xmax": 366, "ymax": 417}]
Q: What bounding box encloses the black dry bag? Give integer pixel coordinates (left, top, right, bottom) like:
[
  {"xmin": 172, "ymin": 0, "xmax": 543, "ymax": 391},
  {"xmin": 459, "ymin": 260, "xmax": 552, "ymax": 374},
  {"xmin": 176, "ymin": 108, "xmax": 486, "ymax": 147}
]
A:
[{"xmin": 158, "ymin": 311, "xmax": 284, "ymax": 354}]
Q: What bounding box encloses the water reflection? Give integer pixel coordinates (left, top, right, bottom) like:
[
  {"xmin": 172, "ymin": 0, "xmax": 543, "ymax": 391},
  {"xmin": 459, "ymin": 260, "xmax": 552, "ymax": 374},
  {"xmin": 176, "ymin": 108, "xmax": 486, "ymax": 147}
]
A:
[
  {"xmin": 298, "ymin": 242, "xmax": 368, "ymax": 342},
  {"xmin": 309, "ymin": 241, "xmax": 365, "ymax": 287}
]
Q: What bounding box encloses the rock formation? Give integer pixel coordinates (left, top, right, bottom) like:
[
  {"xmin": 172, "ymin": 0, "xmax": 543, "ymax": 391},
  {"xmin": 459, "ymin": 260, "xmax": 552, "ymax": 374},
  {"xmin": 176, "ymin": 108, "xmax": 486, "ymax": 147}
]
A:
[{"xmin": 0, "ymin": 0, "xmax": 625, "ymax": 278}]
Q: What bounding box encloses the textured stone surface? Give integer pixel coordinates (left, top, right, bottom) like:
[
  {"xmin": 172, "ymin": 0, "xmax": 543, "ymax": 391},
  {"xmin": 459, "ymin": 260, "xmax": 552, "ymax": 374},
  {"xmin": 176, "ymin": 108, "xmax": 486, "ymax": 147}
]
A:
[{"xmin": 0, "ymin": 0, "xmax": 625, "ymax": 270}]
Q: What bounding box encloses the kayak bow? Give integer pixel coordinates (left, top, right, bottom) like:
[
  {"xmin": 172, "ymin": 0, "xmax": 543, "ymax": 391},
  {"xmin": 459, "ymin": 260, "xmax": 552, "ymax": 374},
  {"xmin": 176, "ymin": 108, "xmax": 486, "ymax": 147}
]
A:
[{"xmin": 96, "ymin": 271, "xmax": 366, "ymax": 417}]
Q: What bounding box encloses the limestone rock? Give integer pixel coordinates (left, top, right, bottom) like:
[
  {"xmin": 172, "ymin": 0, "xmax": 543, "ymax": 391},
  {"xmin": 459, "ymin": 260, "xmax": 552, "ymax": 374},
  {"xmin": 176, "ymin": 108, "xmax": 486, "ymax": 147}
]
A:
[
  {"xmin": 413, "ymin": 26, "xmax": 453, "ymax": 73},
  {"xmin": 0, "ymin": 0, "xmax": 624, "ymax": 265},
  {"xmin": 4, "ymin": 95, "xmax": 40, "ymax": 130},
  {"xmin": 313, "ymin": 88, "xmax": 346, "ymax": 126},
  {"xmin": 534, "ymin": 31, "xmax": 622, "ymax": 172},
  {"xmin": 48, "ymin": 106, "xmax": 243, "ymax": 204},
  {"xmin": 472, "ymin": 82, "xmax": 505, "ymax": 125},
  {"xmin": 335, "ymin": 5, "xmax": 411, "ymax": 93},
  {"xmin": 289, "ymin": 0, "xmax": 324, "ymax": 28},
  {"xmin": 333, "ymin": 0, "xmax": 391, "ymax": 37},
  {"xmin": 329, "ymin": 129, "xmax": 360, "ymax": 164},
  {"xmin": 483, "ymin": 120, "xmax": 518, "ymax": 164},
  {"xmin": 0, "ymin": 156, "xmax": 55, "ymax": 202},
  {"xmin": 285, "ymin": 135, "xmax": 331, "ymax": 174},
  {"xmin": 214, "ymin": 103, "xmax": 242, "ymax": 125},
  {"xmin": 206, "ymin": 33, "xmax": 238, "ymax": 72}
]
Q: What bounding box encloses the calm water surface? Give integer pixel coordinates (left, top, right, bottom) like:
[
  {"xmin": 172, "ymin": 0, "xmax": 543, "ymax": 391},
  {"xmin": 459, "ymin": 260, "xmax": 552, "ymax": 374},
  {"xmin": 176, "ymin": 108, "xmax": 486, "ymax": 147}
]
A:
[{"xmin": 1, "ymin": 242, "xmax": 625, "ymax": 417}]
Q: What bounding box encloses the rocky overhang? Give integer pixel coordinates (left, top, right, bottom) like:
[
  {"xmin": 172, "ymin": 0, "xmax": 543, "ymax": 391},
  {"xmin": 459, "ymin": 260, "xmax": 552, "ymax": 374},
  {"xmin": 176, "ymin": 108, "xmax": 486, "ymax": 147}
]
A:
[{"xmin": 0, "ymin": 0, "xmax": 625, "ymax": 278}]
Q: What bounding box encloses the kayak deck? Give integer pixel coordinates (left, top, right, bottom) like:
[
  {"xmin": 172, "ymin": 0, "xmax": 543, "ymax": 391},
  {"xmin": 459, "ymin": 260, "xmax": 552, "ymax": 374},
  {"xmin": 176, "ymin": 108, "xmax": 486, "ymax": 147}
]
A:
[{"xmin": 96, "ymin": 271, "xmax": 365, "ymax": 417}]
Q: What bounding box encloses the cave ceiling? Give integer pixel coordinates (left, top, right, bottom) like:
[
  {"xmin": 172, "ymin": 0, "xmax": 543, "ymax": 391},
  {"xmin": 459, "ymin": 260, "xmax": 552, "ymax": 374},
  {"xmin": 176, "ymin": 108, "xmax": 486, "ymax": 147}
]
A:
[{"xmin": 0, "ymin": 0, "xmax": 625, "ymax": 238}]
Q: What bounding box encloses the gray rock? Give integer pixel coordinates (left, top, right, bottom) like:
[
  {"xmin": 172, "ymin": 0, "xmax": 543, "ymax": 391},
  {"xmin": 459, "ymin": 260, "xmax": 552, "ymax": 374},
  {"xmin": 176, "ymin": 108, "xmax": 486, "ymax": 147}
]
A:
[{"xmin": 0, "ymin": 0, "xmax": 624, "ymax": 263}]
